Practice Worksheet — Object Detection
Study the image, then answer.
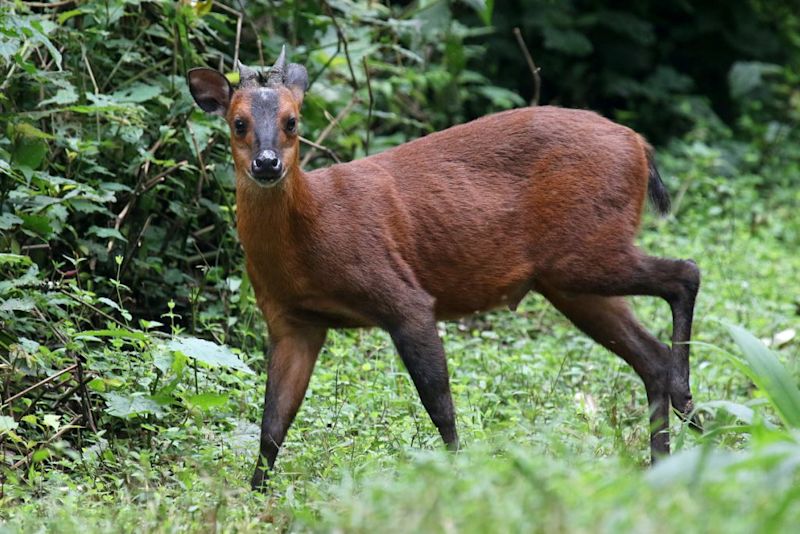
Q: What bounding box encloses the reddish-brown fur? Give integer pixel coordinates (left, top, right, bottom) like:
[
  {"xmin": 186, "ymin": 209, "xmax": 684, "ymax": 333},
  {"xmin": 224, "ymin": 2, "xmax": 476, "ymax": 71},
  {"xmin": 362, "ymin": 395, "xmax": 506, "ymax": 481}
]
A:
[
  {"xmin": 188, "ymin": 56, "xmax": 701, "ymax": 491},
  {"xmin": 238, "ymin": 106, "xmax": 649, "ymax": 322}
]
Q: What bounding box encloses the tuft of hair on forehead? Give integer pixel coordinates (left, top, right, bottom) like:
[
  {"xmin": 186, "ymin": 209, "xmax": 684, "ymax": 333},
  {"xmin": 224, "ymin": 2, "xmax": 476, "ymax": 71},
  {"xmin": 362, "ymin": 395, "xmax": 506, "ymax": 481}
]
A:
[{"xmin": 234, "ymin": 47, "xmax": 308, "ymax": 105}]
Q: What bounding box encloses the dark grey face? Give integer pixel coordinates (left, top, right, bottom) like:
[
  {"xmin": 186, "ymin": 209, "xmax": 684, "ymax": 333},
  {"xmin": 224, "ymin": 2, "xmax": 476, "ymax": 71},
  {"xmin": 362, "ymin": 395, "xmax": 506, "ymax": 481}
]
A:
[
  {"xmin": 187, "ymin": 52, "xmax": 308, "ymax": 188},
  {"xmin": 243, "ymin": 88, "xmax": 284, "ymax": 183}
]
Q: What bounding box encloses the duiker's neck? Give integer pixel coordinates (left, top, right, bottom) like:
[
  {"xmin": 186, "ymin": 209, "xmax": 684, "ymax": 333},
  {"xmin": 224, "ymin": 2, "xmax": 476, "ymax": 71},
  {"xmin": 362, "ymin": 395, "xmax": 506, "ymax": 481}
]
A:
[{"xmin": 235, "ymin": 164, "xmax": 318, "ymax": 245}]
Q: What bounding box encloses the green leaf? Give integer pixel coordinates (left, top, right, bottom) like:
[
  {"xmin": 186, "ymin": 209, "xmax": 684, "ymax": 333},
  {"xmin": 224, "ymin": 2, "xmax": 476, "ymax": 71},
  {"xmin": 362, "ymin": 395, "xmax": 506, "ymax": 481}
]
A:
[
  {"xmin": 43, "ymin": 413, "xmax": 60, "ymax": 430},
  {"xmin": 39, "ymin": 80, "xmax": 79, "ymax": 107},
  {"xmin": 153, "ymin": 350, "xmax": 173, "ymax": 374},
  {"xmin": 20, "ymin": 214, "xmax": 53, "ymax": 238},
  {"xmin": 21, "ymin": 415, "xmax": 37, "ymax": 426},
  {"xmin": 726, "ymin": 323, "xmax": 800, "ymax": 429},
  {"xmin": 0, "ymin": 415, "xmax": 19, "ymax": 434},
  {"xmin": 728, "ymin": 61, "xmax": 782, "ymax": 100},
  {"xmin": 184, "ymin": 392, "xmax": 229, "ymax": 410},
  {"xmin": 14, "ymin": 122, "xmax": 55, "ymax": 140},
  {"xmin": 105, "ymin": 392, "xmax": 163, "ymax": 418},
  {"xmin": 165, "ymin": 337, "xmax": 254, "ymax": 375},
  {"xmin": 0, "ymin": 297, "xmax": 36, "ymax": 312},
  {"xmin": 32, "ymin": 448, "xmax": 51, "ymax": 463},
  {"xmin": 87, "ymin": 378, "xmax": 106, "ymax": 392},
  {"xmin": 0, "ymin": 253, "xmax": 32, "ymax": 266},
  {"xmin": 0, "ymin": 212, "xmax": 24, "ymax": 230},
  {"xmin": 461, "ymin": 0, "xmax": 493, "ymax": 25},
  {"xmin": 75, "ymin": 329, "xmax": 147, "ymax": 342},
  {"xmin": 13, "ymin": 138, "xmax": 48, "ymax": 169},
  {"xmin": 112, "ymin": 83, "xmax": 162, "ymax": 104},
  {"xmin": 191, "ymin": 0, "xmax": 214, "ymax": 16},
  {"xmin": 88, "ymin": 226, "xmax": 127, "ymax": 241}
]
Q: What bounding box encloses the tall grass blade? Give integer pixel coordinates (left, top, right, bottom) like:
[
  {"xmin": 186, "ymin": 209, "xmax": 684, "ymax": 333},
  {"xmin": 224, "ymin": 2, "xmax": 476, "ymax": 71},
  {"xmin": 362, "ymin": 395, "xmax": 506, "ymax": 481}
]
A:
[{"xmin": 726, "ymin": 323, "xmax": 800, "ymax": 429}]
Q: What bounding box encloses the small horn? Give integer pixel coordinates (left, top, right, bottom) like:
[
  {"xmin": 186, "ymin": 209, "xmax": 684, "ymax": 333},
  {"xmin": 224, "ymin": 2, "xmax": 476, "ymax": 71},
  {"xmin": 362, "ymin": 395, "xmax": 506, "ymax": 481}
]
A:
[
  {"xmin": 266, "ymin": 45, "xmax": 287, "ymax": 85},
  {"xmin": 237, "ymin": 60, "xmax": 260, "ymax": 85}
]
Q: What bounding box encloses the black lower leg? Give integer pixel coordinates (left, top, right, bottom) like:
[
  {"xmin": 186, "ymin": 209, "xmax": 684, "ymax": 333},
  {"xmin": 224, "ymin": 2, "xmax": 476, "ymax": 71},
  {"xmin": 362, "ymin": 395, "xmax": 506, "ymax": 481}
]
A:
[
  {"xmin": 646, "ymin": 382, "xmax": 670, "ymax": 461},
  {"xmin": 664, "ymin": 260, "xmax": 700, "ymax": 420},
  {"xmin": 548, "ymin": 254, "xmax": 700, "ymax": 425},
  {"xmin": 389, "ymin": 317, "xmax": 459, "ymax": 450}
]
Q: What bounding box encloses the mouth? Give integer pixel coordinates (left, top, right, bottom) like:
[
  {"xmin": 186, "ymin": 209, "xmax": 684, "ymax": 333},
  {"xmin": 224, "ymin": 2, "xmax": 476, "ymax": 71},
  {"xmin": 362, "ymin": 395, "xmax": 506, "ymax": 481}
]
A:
[{"xmin": 246, "ymin": 168, "xmax": 287, "ymax": 188}]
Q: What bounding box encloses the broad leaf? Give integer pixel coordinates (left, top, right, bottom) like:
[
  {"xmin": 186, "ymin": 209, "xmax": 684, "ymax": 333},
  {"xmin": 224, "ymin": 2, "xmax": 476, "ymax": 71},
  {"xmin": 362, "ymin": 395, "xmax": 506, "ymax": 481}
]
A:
[
  {"xmin": 185, "ymin": 392, "xmax": 229, "ymax": 410},
  {"xmin": 105, "ymin": 392, "xmax": 163, "ymax": 418},
  {"xmin": 164, "ymin": 337, "xmax": 254, "ymax": 375}
]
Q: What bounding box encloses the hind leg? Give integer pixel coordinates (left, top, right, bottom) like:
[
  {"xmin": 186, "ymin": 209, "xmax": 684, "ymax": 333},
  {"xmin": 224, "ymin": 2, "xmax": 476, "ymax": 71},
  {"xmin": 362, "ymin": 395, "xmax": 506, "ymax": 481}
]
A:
[
  {"xmin": 536, "ymin": 283, "xmax": 672, "ymax": 460},
  {"xmin": 545, "ymin": 249, "xmax": 700, "ymax": 418}
]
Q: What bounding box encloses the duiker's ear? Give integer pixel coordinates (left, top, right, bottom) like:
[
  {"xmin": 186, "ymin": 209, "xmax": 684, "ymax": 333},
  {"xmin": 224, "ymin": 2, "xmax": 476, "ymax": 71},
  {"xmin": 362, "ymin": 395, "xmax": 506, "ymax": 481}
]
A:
[
  {"xmin": 187, "ymin": 68, "xmax": 232, "ymax": 116},
  {"xmin": 285, "ymin": 63, "xmax": 308, "ymax": 105}
]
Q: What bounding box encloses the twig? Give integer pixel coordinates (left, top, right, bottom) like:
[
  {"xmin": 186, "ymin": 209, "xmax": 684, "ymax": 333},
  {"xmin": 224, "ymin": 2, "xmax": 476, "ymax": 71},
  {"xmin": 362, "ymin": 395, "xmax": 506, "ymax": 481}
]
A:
[
  {"xmin": 299, "ymin": 136, "xmax": 341, "ymax": 164},
  {"xmin": 10, "ymin": 415, "xmax": 83, "ymax": 471},
  {"xmin": 57, "ymin": 287, "xmax": 128, "ymax": 329},
  {"xmin": 228, "ymin": 0, "xmax": 264, "ymax": 66},
  {"xmin": 24, "ymin": 0, "xmax": 75, "ymax": 8},
  {"xmin": 81, "ymin": 47, "xmax": 99, "ymax": 94},
  {"xmin": 186, "ymin": 122, "xmax": 210, "ymax": 200},
  {"xmin": 140, "ymin": 160, "xmax": 188, "ymax": 193},
  {"xmin": 119, "ymin": 213, "xmax": 154, "ymax": 277},
  {"xmin": 300, "ymin": 96, "xmax": 358, "ymax": 167},
  {"xmin": 324, "ymin": 1, "xmax": 358, "ymax": 91},
  {"xmin": 18, "ymin": 385, "xmax": 53, "ymax": 419},
  {"xmin": 49, "ymin": 376, "xmax": 92, "ymax": 412},
  {"xmin": 74, "ymin": 362, "xmax": 97, "ymax": 433},
  {"xmin": 362, "ymin": 56, "xmax": 373, "ymax": 156},
  {"xmin": 1, "ymin": 364, "xmax": 78, "ymax": 408},
  {"xmin": 308, "ymin": 38, "xmax": 341, "ymax": 92},
  {"xmin": 21, "ymin": 243, "xmax": 50, "ymax": 252},
  {"xmin": 106, "ymin": 118, "xmax": 180, "ymax": 253},
  {"xmin": 512, "ymin": 27, "xmax": 541, "ymax": 106},
  {"xmin": 233, "ymin": 8, "xmax": 243, "ymax": 68}
]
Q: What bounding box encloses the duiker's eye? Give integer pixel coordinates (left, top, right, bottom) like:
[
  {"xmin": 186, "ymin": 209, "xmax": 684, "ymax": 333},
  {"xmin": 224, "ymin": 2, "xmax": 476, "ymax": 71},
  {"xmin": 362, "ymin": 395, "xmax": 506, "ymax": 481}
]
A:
[
  {"xmin": 233, "ymin": 118, "xmax": 247, "ymax": 136},
  {"xmin": 286, "ymin": 117, "xmax": 297, "ymax": 133}
]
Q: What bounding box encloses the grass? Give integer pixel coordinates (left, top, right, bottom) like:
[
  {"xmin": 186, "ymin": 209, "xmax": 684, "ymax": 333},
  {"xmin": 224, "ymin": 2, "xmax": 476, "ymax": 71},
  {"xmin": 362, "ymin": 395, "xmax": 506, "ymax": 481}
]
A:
[{"xmin": 2, "ymin": 171, "xmax": 799, "ymax": 532}]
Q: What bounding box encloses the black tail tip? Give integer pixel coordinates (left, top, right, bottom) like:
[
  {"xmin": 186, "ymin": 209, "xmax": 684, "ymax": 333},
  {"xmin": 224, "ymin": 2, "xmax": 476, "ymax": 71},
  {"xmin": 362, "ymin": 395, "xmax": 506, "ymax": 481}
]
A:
[{"xmin": 648, "ymin": 157, "xmax": 671, "ymax": 216}]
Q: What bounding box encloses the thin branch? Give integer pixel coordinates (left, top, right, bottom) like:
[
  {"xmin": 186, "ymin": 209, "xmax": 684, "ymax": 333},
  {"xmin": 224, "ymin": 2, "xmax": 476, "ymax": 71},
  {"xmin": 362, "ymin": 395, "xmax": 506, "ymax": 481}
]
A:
[
  {"xmin": 308, "ymin": 37, "xmax": 341, "ymax": 92},
  {"xmin": 362, "ymin": 56, "xmax": 373, "ymax": 156},
  {"xmin": 10, "ymin": 415, "xmax": 83, "ymax": 471},
  {"xmin": 81, "ymin": 47, "xmax": 99, "ymax": 94},
  {"xmin": 119, "ymin": 213, "xmax": 154, "ymax": 277},
  {"xmin": 512, "ymin": 27, "xmax": 541, "ymax": 106},
  {"xmin": 24, "ymin": 0, "xmax": 75, "ymax": 8},
  {"xmin": 233, "ymin": 0, "xmax": 264, "ymax": 67},
  {"xmin": 140, "ymin": 160, "xmax": 188, "ymax": 195},
  {"xmin": 324, "ymin": 1, "xmax": 358, "ymax": 91},
  {"xmin": 57, "ymin": 287, "xmax": 128, "ymax": 329},
  {"xmin": 299, "ymin": 136, "xmax": 341, "ymax": 164},
  {"xmin": 300, "ymin": 96, "xmax": 358, "ymax": 168},
  {"xmin": 233, "ymin": 8, "xmax": 243, "ymax": 68},
  {"xmin": 1, "ymin": 364, "xmax": 79, "ymax": 408}
]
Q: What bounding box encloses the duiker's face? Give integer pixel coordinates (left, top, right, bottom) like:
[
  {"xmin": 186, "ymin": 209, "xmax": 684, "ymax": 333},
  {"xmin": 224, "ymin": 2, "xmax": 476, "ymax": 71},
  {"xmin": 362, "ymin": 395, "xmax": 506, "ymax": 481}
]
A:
[
  {"xmin": 187, "ymin": 52, "xmax": 308, "ymax": 188},
  {"xmin": 227, "ymin": 85, "xmax": 301, "ymax": 185}
]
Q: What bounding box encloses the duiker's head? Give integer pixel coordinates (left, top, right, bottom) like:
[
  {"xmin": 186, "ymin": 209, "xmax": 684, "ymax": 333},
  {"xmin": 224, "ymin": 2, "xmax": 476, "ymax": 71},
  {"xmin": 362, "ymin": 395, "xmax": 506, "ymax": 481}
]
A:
[{"xmin": 187, "ymin": 47, "xmax": 308, "ymax": 188}]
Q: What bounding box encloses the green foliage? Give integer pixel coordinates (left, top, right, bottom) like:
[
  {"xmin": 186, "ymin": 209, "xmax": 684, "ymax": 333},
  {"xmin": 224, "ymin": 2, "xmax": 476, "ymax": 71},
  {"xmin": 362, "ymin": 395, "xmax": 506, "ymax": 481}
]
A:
[
  {"xmin": 482, "ymin": 0, "xmax": 800, "ymax": 142},
  {"xmin": 725, "ymin": 324, "xmax": 800, "ymax": 429},
  {"xmin": 1, "ymin": 0, "xmax": 799, "ymax": 531}
]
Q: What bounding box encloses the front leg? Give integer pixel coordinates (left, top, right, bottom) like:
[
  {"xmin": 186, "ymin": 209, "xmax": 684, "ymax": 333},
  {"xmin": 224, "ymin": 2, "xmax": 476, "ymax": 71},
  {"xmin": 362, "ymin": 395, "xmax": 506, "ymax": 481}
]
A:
[
  {"xmin": 251, "ymin": 325, "xmax": 327, "ymax": 491},
  {"xmin": 388, "ymin": 310, "xmax": 459, "ymax": 450}
]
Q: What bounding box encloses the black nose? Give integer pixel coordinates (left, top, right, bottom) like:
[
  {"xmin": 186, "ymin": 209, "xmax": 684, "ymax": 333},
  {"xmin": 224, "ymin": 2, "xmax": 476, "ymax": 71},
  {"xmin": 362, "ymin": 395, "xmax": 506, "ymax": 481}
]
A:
[{"xmin": 251, "ymin": 150, "xmax": 283, "ymax": 180}]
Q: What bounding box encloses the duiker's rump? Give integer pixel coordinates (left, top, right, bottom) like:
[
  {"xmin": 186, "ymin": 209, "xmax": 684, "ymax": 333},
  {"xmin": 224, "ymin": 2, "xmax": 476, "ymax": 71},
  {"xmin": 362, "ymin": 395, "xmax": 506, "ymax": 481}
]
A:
[{"xmin": 188, "ymin": 46, "xmax": 700, "ymax": 491}]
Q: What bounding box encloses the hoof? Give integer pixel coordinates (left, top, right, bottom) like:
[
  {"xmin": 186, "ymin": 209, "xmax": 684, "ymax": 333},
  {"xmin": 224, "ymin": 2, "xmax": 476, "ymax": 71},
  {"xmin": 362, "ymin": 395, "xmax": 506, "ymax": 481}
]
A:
[
  {"xmin": 251, "ymin": 468, "xmax": 270, "ymax": 493},
  {"xmin": 672, "ymin": 396, "xmax": 703, "ymax": 433}
]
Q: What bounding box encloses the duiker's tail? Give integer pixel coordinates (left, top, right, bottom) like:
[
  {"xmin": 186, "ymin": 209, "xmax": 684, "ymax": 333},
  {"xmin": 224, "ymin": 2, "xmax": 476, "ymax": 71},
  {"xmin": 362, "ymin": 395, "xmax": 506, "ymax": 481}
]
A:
[{"xmin": 646, "ymin": 147, "xmax": 671, "ymax": 216}]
